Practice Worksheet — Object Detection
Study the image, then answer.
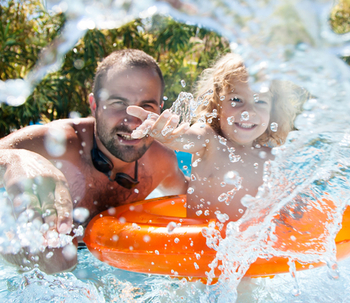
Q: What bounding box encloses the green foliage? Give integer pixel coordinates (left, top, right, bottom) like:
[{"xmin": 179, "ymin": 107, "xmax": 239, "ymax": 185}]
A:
[
  {"xmin": 330, "ymin": 0, "xmax": 350, "ymax": 66},
  {"xmin": 0, "ymin": 0, "xmax": 65, "ymax": 135},
  {"xmin": 330, "ymin": 0, "xmax": 350, "ymax": 34},
  {"xmin": 2, "ymin": 1, "xmax": 350, "ymax": 137},
  {"xmin": 0, "ymin": 2, "xmax": 229, "ymax": 137}
]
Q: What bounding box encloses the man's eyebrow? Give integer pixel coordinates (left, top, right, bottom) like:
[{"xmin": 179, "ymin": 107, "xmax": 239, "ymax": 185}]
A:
[
  {"xmin": 139, "ymin": 99, "xmax": 159, "ymax": 106},
  {"xmin": 107, "ymin": 95, "xmax": 128, "ymax": 102}
]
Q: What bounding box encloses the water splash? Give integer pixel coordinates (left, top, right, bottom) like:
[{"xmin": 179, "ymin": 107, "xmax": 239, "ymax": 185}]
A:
[{"xmin": 1, "ymin": 0, "xmax": 350, "ymax": 301}]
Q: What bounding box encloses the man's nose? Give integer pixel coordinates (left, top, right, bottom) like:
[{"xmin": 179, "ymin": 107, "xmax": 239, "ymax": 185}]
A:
[{"xmin": 122, "ymin": 113, "xmax": 143, "ymax": 129}]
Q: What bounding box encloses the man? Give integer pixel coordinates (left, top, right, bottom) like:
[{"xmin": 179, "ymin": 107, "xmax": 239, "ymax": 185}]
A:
[{"xmin": 0, "ymin": 49, "xmax": 188, "ymax": 273}]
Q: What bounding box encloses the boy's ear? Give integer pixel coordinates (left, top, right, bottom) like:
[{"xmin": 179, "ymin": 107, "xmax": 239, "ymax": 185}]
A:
[{"xmin": 89, "ymin": 93, "xmax": 97, "ymax": 116}]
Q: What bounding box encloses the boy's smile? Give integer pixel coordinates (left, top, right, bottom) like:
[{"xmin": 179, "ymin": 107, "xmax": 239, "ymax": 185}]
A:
[{"xmin": 220, "ymin": 80, "xmax": 272, "ymax": 147}]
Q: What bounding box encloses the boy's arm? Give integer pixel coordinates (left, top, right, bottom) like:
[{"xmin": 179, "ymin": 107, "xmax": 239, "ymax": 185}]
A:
[{"xmin": 127, "ymin": 106, "xmax": 211, "ymax": 154}]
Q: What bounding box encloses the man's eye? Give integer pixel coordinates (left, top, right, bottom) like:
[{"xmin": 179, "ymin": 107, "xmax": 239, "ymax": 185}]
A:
[
  {"xmin": 142, "ymin": 104, "xmax": 156, "ymax": 111},
  {"xmin": 111, "ymin": 100, "xmax": 126, "ymax": 106},
  {"xmin": 255, "ymin": 100, "xmax": 267, "ymax": 104}
]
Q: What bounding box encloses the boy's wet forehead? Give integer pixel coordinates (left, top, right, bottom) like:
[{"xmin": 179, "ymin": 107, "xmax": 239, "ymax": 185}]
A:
[{"xmin": 226, "ymin": 80, "xmax": 272, "ymax": 100}]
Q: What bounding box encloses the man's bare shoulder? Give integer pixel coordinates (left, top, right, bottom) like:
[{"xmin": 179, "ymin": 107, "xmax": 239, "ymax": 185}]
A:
[{"xmin": 0, "ymin": 117, "xmax": 95, "ymax": 159}]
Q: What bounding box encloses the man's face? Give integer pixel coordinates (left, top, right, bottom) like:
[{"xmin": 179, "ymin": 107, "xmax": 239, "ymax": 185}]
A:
[{"xmin": 94, "ymin": 66, "xmax": 162, "ymax": 162}]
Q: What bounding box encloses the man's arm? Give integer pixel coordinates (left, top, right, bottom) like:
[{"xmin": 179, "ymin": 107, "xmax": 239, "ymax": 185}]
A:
[{"xmin": 0, "ymin": 122, "xmax": 78, "ymax": 273}]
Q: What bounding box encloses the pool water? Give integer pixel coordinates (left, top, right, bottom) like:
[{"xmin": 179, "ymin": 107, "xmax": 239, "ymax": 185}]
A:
[
  {"xmin": 1, "ymin": 153, "xmax": 350, "ymax": 302},
  {"xmin": 2, "ymin": 246, "xmax": 350, "ymax": 302},
  {"xmin": 176, "ymin": 151, "xmax": 192, "ymax": 177},
  {"xmin": 1, "ymin": 0, "xmax": 350, "ymax": 301}
]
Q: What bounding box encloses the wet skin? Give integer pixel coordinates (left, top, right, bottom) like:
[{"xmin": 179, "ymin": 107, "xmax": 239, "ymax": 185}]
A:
[
  {"xmin": 0, "ymin": 66, "xmax": 188, "ymax": 273},
  {"xmin": 127, "ymin": 79, "xmax": 274, "ymax": 220}
]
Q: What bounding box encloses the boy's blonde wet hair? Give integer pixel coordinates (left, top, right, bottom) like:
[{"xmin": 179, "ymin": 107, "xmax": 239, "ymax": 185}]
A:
[{"xmin": 193, "ymin": 53, "xmax": 306, "ymax": 146}]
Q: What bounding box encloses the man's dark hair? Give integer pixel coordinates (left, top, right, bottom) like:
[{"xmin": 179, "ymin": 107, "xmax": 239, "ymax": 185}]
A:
[{"xmin": 92, "ymin": 49, "xmax": 164, "ymax": 105}]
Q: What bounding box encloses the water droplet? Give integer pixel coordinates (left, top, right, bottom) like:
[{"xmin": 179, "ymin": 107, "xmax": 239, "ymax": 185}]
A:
[
  {"xmin": 231, "ymin": 102, "xmax": 236, "ymax": 107},
  {"xmin": 62, "ymin": 244, "xmax": 77, "ymax": 261},
  {"xmin": 215, "ymin": 211, "xmax": 229, "ymax": 222},
  {"xmin": 218, "ymin": 193, "xmax": 228, "ymax": 202},
  {"xmin": 220, "ymin": 182, "xmax": 226, "ymax": 187},
  {"xmin": 229, "ymin": 153, "xmax": 241, "ymax": 163},
  {"xmin": 270, "ymin": 122, "xmax": 278, "ymax": 132},
  {"xmin": 220, "ymin": 95, "xmax": 225, "ymax": 101},
  {"xmin": 238, "ymin": 209, "xmax": 244, "ymax": 214},
  {"xmin": 187, "ymin": 187, "xmax": 194, "ymax": 194},
  {"xmin": 241, "ymin": 111, "xmax": 249, "ymax": 121},
  {"xmin": 219, "ymin": 136, "xmax": 227, "ymax": 145},
  {"xmin": 163, "ymin": 96, "xmax": 168, "ymax": 101},
  {"xmin": 108, "ymin": 208, "xmax": 116, "ymax": 215},
  {"xmin": 204, "ymin": 210, "xmax": 210, "ymax": 216},
  {"xmin": 174, "ymin": 238, "xmax": 180, "ymax": 243},
  {"xmin": 254, "ymin": 163, "xmax": 259, "ymax": 169},
  {"xmin": 69, "ymin": 111, "xmax": 81, "ymax": 120},
  {"xmin": 143, "ymin": 235, "xmax": 150, "ymax": 242},
  {"xmin": 161, "ymin": 125, "xmax": 174, "ymax": 136},
  {"xmin": 44, "ymin": 128, "xmax": 67, "ymax": 157},
  {"xmin": 191, "ymin": 174, "xmax": 196, "ymax": 181},
  {"xmin": 167, "ymin": 222, "xmax": 177, "ymax": 233},
  {"xmin": 73, "ymin": 207, "xmax": 90, "ymax": 223},
  {"xmin": 181, "ymin": 80, "xmax": 186, "ymax": 87},
  {"xmin": 196, "ymin": 210, "xmax": 203, "ymax": 216},
  {"xmin": 227, "ymin": 116, "xmax": 235, "ymax": 125},
  {"xmin": 183, "ymin": 142, "xmax": 194, "ymax": 150},
  {"xmin": 253, "ymin": 94, "xmax": 259, "ymax": 102},
  {"xmin": 132, "ymin": 223, "xmax": 141, "ymax": 230},
  {"xmin": 259, "ymin": 151, "xmax": 267, "ymax": 159}
]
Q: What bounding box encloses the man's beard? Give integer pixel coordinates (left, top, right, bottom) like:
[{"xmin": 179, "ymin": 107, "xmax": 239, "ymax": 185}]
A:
[{"xmin": 96, "ymin": 119, "xmax": 150, "ymax": 163}]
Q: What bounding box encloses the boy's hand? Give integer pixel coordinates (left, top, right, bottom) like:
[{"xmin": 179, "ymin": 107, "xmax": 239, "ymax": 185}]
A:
[{"xmin": 127, "ymin": 106, "xmax": 190, "ymax": 143}]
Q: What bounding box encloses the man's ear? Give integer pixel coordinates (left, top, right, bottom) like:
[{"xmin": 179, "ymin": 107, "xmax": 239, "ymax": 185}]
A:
[{"xmin": 89, "ymin": 93, "xmax": 97, "ymax": 116}]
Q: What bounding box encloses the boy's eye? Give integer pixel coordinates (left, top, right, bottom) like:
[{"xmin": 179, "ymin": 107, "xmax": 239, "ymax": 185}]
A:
[
  {"xmin": 255, "ymin": 100, "xmax": 268, "ymax": 104},
  {"xmin": 229, "ymin": 97, "xmax": 241, "ymax": 102}
]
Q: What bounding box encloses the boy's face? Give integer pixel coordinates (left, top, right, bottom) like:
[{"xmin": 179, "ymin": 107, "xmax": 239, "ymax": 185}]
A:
[{"xmin": 219, "ymin": 80, "xmax": 272, "ymax": 146}]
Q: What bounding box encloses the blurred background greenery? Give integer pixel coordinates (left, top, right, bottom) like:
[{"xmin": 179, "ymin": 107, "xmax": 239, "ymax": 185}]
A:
[{"xmin": 0, "ymin": 0, "xmax": 349, "ymax": 137}]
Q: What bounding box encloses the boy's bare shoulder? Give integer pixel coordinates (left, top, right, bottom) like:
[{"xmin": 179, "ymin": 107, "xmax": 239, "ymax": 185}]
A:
[{"xmin": 148, "ymin": 140, "xmax": 177, "ymax": 161}]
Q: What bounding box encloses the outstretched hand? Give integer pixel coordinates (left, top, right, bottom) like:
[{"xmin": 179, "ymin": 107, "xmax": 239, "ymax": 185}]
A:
[
  {"xmin": 127, "ymin": 106, "xmax": 190, "ymax": 144},
  {"xmin": 1, "ymin": 150, "xmax": 73, "ymax": 247}
]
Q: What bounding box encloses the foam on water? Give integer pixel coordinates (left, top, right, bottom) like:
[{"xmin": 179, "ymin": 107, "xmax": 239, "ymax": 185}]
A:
[{"xmin": 1, "ymin": 0, "xmax": 350, "ymax": 302}]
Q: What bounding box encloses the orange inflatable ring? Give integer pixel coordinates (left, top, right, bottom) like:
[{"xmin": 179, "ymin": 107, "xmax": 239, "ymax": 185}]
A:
[{"xmin": 84, "ymin": 195, "xmax": 350, "ymax": 281}]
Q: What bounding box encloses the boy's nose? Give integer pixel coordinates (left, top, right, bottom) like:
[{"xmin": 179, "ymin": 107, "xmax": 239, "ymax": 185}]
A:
[{"xmin": 240, "ymin": 104, "xmax": 257, "ymax": 120}]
